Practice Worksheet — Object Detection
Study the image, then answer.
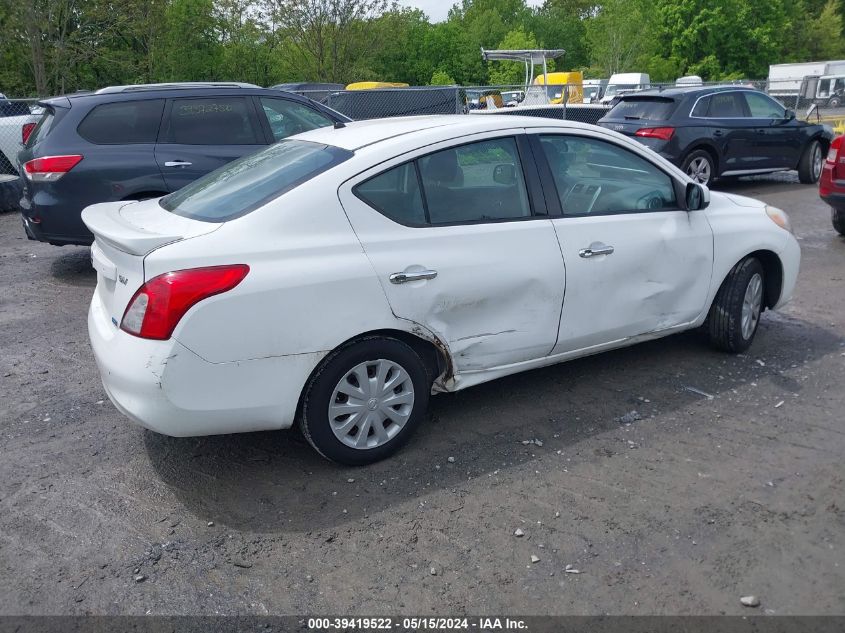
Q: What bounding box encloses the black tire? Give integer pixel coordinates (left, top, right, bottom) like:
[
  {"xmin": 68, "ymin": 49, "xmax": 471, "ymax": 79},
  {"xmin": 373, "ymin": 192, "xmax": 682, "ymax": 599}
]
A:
[
  {"xmin": 798, "ymin": 139, "xmax": 823, "ymax": 184},
  {"xmin": 833, "ymin": 207, "xmax": 845, "ymax": 236},
  {"xmin": 829, "ymin": 96, "xmax": 841, "ymax": 108},
  {"xmin": 299, "ymin": 336, "xmax": 430, "ymax": 465},
  {"xmin": 707, "ymin": 257, "xmax": 766, "ymax": 353},
  {"xmin": 681, "ymin": 149, "xmax": 716, "ymax": 185}
]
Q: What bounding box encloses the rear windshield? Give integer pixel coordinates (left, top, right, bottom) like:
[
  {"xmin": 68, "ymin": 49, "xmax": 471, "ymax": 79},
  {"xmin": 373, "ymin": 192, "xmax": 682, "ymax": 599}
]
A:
[
  {"xmin": 607, "ymin": 97, "xmax": 677, "ymax": 121},
  {"xmin": 25, "ymin": 110, "xmax": 55, "ymax": 148},
  {"xmin": 159, "ymin": 139, "xmax": 353, "ymax": 222}
]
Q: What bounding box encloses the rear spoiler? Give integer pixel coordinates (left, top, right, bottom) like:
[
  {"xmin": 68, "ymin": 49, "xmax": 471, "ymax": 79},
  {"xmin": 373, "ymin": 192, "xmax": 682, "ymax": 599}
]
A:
[
  {"xmin": 82, "ymin": 202, "xmax": 183, "ymax": 256},
  {"xmin": 37, "ymin": 96, "xmax": 72, "ymax": 110}
]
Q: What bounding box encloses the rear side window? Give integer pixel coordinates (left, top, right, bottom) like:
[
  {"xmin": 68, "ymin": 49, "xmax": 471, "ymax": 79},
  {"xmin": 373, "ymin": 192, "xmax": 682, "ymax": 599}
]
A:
[
  {"xmin": 607, "ymin": 98, "xmax": 676, "ymax": 121},
  {"xmin": 25, "ymin": 111, "xmax": 55, "ymax": 148},
  {"xmin": 690, "ymin": 96, "xmax": 710, "ymax": 117},
  {"xmin": 354, "ymin": 137, "xmax": 532, "ymax": 226},
  {"xmin": 703, "ymin": 92, "xmax": 745, "ymax": 117},
  {"xmin": 159, "ymin": 140, "xmax": 352, "ymax": 222},
  {"xmin": 77, "ymin": 100, "xmax": 164, "ymax": 144},
  {"xmin": 355, "ymin": 162, "xmax": 426, "ymax": 225},
  {"xmin": 163, "ymin": 97, "xmax": 261, "ymax": 145}
]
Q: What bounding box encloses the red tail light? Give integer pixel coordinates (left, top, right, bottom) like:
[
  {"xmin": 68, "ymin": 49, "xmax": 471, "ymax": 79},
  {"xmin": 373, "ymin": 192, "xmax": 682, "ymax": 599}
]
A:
[
  {"xmin": 827, "ymin": 135, "xmax": 844, "ymax": 180},
  {"xmin": 23, "ymin": 155, "xmax": 83, "ymax": 182},
  {"xmin": 21, "ymin": 122, "xmax": 36, "ymax": 144},
  {"xmin": 635, "ymin": 127, "xmax": 675, "ymax": 141},
  {"xmin": 120, "ymin": 265, "xmax": 250, "ymax": 340}
]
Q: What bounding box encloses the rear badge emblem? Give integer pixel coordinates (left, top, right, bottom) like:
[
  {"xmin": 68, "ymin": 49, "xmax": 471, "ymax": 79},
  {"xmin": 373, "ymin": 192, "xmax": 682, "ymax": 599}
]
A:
[
  {"xmin": 111, "ymin": 317, "xmax": 119, "ymax": 327},
  {"xmin": 118, "ymin": 275, "xmax": 128, "ymax": 285}
]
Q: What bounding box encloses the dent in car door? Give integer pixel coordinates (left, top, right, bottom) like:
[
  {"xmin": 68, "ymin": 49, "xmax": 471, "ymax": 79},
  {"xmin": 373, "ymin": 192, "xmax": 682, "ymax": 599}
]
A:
[
  {"xmin": 339, "ymin": 134, "xmax": 566, "ymax": 373},
  {"xmin": 154, "ymin": 96, "xmax": 266, "ymax": 191},
  {"xmin": 530, "ymin": 131, "xmax": 714, "ymax": 353}
]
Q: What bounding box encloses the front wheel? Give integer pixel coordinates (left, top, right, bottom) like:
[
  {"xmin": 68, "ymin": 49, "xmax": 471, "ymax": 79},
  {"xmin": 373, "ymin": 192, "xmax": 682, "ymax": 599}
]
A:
[
  {"xmin": 707, "ymin": 258, "xmax": 766, "ymax": 353},
  {"xmin": 681, "ymin": 150, "xmax": 715, "ymax": 185},
  {"xmin": 798, "ymin": 140, "xmax": 823, "ymax": 184},
  {"xmin": 833, "ymin": 207, "xmax": 845, "ymax": 236},
  {"xmin": 829, "ymin": 96, "xmax": 841, "ymax": 108},
  {"xmin": 299, "ymin": 337, "xmax": 430, "ymax": 465}
]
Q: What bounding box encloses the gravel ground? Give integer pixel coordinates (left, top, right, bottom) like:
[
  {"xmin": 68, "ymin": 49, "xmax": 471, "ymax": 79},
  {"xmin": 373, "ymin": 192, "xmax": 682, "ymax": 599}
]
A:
[{"xmin": 0, "ymin": 174, "xmax": 843, "ymax": 616}]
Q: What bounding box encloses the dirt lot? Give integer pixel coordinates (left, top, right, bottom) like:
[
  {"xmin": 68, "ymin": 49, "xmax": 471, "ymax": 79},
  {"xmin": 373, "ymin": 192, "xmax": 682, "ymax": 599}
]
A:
[{"xmin": 0, "ymin": 175, "xmax": 843, "ymax": 616}]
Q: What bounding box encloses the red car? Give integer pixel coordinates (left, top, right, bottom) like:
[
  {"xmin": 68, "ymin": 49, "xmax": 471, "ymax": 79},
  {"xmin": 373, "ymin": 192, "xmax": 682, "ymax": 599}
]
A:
[{"xmin": 821, "ymin": 134, "xmax": 845, "ymax": 235}]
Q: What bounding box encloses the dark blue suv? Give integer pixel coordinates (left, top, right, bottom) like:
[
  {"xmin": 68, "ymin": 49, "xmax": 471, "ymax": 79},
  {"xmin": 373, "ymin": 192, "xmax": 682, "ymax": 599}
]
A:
[
  {"xmin": 598, "ymin": 85, "xmax": 832, "ymax": 186},
  {"xmin": 18, "ymin": 82, "xmax": 349, "ymax": 246}
]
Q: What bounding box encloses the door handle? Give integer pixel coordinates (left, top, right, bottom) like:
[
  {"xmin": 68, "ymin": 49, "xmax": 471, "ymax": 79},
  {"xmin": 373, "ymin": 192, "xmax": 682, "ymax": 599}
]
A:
[
  {"xmin": 164, "ymin": 160, "xmax": 192, "ymax": 167},
  {"xmin": 389, "ymin": 270, "xmax": 438, "ymax": 284},
  {"xmin": 579, "ymin": 243, "xmax": 614, "ymax": 258}
]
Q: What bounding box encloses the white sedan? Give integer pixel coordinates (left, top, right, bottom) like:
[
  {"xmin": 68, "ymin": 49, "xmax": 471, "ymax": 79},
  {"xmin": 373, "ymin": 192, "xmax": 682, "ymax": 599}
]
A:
[{"xmin": 83, "ymin": 116, "xmax": 800, "ymax": 465}]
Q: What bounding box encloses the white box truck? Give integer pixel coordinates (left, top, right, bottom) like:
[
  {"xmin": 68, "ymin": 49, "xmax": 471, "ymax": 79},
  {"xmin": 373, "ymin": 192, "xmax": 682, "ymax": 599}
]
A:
[{"xmin": 768, "ymin": 60, "xmax": 845, "ymax": 96}]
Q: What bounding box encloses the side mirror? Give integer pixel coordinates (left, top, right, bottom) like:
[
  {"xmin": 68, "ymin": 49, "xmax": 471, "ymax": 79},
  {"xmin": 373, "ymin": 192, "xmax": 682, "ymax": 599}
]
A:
[
  {"xmin": 685, "ymin": 182, "xmax": 709, "ymax": 211},
  {"xmin": 784, "ymin": 109, "xmax": 796, "ymax": 121},
  {"xmin": 493, "ymin": 163, "xmax": 516, "ymax": 185}
]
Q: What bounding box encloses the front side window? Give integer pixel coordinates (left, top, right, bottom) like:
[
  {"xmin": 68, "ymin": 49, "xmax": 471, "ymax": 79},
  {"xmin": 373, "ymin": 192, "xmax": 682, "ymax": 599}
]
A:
[
  {"xmin": 744, "ymin": 92, "xmax": 785, "ymax": 119},
  {"xmin": 163, "ymin": 97, "xmax": 261, "ymax": 145},
  {"xmin": 539, "ymin": 135, "xmax": 676, "ymax": 215},
  {"xmin": 704, "ymin": 92, "xmax": 745, "ymax": 117},
  {"xmin": 355, "ymin": 137, "xmax": 532, "ymax": 226},
  {"xmin": 160, "ymin": 140, "xmax": 352, "ymax": 222},
  {"xmin": 259, "ymin": 97, "xmax": 333, "ymax": 141},
  {"xmin": 77, "ymin": 100, "xmax": 164, "ymax": 144}
]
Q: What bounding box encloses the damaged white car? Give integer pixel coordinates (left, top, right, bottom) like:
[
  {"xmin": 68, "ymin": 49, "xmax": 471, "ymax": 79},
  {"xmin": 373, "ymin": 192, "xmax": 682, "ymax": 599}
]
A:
[{"xmin": 83, "ymin": 116, "xmax": 800, "ymax": 465}]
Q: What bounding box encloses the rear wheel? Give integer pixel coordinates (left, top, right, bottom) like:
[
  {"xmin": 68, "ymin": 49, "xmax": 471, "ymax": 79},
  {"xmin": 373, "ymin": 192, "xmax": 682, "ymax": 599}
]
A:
[
  {"xmin": 798, "ymin": 140, "xmax": 823, "ymax": 184},
  {"xmin": 833, "ymin": 208, "xmax": 845, "ymax": 236},
  {"xmin": 707, "ymin": 257, "xmax": 765, "ymax": 353},
  {"xmin": 829, "ymin": 96, "xmax": 841, "ymax": 108},
  {"xmin": 681, "ymin": 150, "xmax": 715, "ymax": 185},
  {"xmin": 299, "ymin": 337, "xmax": 430, "ymax": 465}
]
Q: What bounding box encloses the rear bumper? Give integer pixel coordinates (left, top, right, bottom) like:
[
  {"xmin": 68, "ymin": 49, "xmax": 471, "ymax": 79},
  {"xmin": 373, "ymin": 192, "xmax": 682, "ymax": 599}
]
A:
[
  {"xmin": 19, "ymin": 185, "xmax": 92, "ymax": 245},
  {"xmin": 820, "ymin": 190, "xmax": 845, "ymax": 211},
  {"xmin": 88, "ymin": 290, "xmax": 323, "ymax": 437}
]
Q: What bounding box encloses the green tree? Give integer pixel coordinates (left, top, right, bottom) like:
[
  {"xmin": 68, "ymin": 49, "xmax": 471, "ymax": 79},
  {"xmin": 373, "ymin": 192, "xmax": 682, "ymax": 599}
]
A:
[
  {"xmin": 586, "ymin": 0, "xmax": 653, "ymax": 76},
  {"xmin": 157, "ymin": 0, "xmax": 221, "ymax": 81},
  {"xmin": 430, "ymin": 69, "xmax": 456, "ymax": 85},
  {"xmin": 488, "ymin": 27, "xmax": 540, "ymax": 85}
]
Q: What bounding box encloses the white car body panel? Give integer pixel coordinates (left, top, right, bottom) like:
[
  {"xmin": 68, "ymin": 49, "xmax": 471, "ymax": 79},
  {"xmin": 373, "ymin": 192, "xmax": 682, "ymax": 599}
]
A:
[
  {"xmin": 338, "ymin": 128, "xmax": 566, "ymax": 372},
  {"xmin": 83, "ymin": 115, "xmax": 801, "ymax": 437}
]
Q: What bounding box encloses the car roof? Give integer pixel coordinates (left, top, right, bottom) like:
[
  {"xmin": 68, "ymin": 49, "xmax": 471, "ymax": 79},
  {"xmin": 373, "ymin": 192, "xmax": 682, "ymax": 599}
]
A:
[
  {"xmin": 293, "ymin": 115, "xmax": 597, "ymax": 151},
  {"xmin": 621, "ymin": 85, "xmax": 759, "ymax": 99},
  {"xmin": 39, "ymin": 84, "xmax": 304, "ymax": 107}
]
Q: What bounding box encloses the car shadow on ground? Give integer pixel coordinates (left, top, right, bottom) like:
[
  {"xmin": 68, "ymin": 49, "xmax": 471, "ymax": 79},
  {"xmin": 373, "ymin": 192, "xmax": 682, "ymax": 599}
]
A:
[
  {"xmin": 143, "ymin": 312, "xmax": 842, "ymax": 534},
  {"xmin": 49, "ymin": 247, "xmax": 95, "ymax": 287}
]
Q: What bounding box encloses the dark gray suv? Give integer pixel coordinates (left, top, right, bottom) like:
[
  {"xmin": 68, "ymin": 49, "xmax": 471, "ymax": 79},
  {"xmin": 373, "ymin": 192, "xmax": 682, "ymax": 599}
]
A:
[{"xmin": 18, "ymin": 82, "xmax": 349, "ymax": 246}]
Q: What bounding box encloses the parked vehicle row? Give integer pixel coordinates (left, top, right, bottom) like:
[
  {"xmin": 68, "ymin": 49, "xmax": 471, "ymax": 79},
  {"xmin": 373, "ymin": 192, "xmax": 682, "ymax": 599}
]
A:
[
  {"xmin": 598, "ymin": 85, "xmax": 833, "ymax": 186},
  {"xmin": 82, "ymin": 115, "xmax": 800, "ymax": 464}
]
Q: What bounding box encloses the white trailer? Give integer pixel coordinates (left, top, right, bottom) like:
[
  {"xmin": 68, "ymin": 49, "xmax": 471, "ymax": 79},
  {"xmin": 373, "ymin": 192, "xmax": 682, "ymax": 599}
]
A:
[{"xmin": 768, "ymin": 60, "xmax": 845, "ymax": 96}]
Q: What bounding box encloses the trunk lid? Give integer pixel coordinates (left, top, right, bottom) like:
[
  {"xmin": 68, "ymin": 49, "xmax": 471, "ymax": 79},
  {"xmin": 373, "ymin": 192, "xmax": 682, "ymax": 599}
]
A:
[{"xmin": 83, "ymin": 198, "xmax": 220, "ymax": 328}]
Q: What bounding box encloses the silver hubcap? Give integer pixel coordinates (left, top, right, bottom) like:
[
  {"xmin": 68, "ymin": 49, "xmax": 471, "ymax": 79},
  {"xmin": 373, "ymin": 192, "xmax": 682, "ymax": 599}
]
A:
[
  {"xmin": 741, "ymin": 273, "xmax": 763, "ymax": 340},
  {"xmin": 687, "ymin": 156, "xmax": 711, "ymax": 184},
  {"xmin": 328, "ymin": 359, "xmax": 414, "ymax": 450},
  {"xmin": 812, "ymin": 144, "xmax": 823, "ymax": 181}
]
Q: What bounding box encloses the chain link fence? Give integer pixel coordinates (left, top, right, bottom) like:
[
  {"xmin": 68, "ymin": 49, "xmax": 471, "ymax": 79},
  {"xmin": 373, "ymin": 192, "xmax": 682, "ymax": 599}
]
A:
[{"xmin": 0, "ymin": 98, "xmax": 38, "ymax": 210}]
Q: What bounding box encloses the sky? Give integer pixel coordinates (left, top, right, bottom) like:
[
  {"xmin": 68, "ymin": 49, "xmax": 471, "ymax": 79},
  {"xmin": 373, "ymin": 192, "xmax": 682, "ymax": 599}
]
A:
[{"xmin": 399, "ymin": 0, "xmax": 544, "ymax": 22}]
